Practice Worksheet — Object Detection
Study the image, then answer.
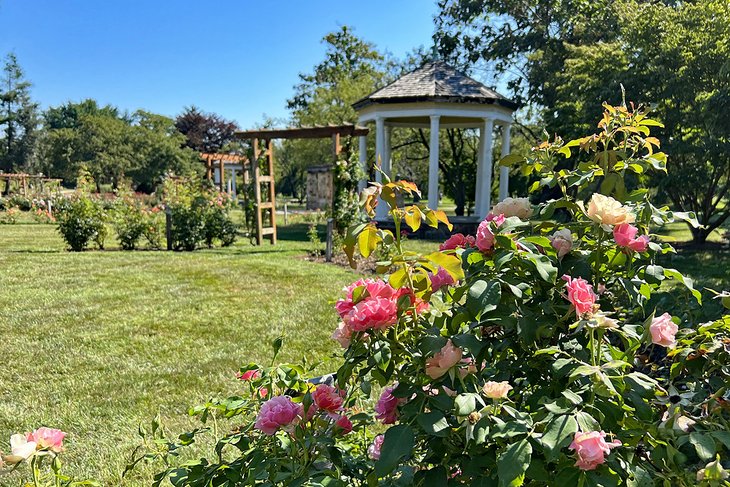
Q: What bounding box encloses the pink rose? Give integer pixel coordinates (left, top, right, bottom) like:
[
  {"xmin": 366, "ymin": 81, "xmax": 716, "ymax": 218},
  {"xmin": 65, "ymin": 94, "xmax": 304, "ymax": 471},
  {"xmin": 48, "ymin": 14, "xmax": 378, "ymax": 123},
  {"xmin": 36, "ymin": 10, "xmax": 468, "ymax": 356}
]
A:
[
  {"xmin": 458, "ymin": 357, "xmax": 478, "ymax": 378},
  {"xmin": 569, "ymin": 431, "xmax": 621, "ymax": 471},
  {"xmin": 332, "ymin": 321, "xmax": 353, "ymax": 348},
  {"xmin": 368, "ymin": 434, "xmax": 385, "ymax": 460},
  {"xmin": 312, "ymin": 384, "xmax": 345, "ymax": 413},
  {"xmin": 486, "ymin": 212, "xmax": 506, "ymax": 225},
  {"xmin": 375, "ymin": 384, "xmax": 403, "ymax": 424},
  {"xmin": 476, "ymin": 219, "xmax": 497, "ymax": 252},
  {"xmin": 550, "ymin": 229, "xmax": 573, "ymax": 259},
  {"xmin": 613, "ymin": 224, "xmax": 650, "ymax": 252},
  {"xmin": 333, "ymin": 414, "xmax": 353, "ymax": 435},
  {"xmin": 439, "ymin": 233, "xmax": 476, "ymax": 251},
  {"xmin": 237, "ymin": 369, "xmax": 260, "ymax": 381},
  {"xmin": 26, "ymin": 427, "xmax": 65, "ymax": 453},
  {"xmin": 254, "ymin": 396, "xmax": 303, "ymax": 435},
  {"xmin": 348, "ymin": 297, "xmax": 398, "ymax": 331},
  {"xmin": 425, "ymin": 339, "xmax": 463, "ymax": 379},
  {"xmin": 335, "ymin": 279, "xmax": 396, "ymax": 319},
  {"xmin": 429, "ymin": 267, "xmax": 456, "ymax": 292},
  {"xmin": 395, "ymin": 287, "xmax": 430, "ymax": 315},
  {"xmin": 562, "ymin": 275, "xmax": 597, "ymax": 317},
  {"xmin": 649, "ymin": 312, "xmax": 678, "ymax": 348}
]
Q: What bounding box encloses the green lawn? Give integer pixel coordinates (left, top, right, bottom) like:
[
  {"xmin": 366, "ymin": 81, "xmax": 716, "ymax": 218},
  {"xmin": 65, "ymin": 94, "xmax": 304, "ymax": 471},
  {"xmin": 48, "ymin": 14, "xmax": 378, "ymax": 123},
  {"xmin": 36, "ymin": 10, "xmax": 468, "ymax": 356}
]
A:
[
  {"xmin": 0, "ymin": 217, "xmax": 727, "ymax": 486},
  {"xmin": 0, "ymin": 223, "xmax": 357, "ymax": 485}
]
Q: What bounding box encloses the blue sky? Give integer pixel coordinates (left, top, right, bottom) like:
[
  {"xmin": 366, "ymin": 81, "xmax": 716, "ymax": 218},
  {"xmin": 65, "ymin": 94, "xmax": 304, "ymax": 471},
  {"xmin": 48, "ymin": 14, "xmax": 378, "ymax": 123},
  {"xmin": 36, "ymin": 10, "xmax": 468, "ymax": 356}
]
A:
[{"xmin": 0, "ymin": 1, "xmax": 439, "ymax": 127}]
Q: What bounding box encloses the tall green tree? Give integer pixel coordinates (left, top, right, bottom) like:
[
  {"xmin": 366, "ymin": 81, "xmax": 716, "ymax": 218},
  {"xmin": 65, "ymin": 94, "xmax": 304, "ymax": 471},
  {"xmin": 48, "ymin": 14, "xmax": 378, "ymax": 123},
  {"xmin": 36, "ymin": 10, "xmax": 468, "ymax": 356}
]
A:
[
  {"xmin": 0, "ymin": 53, "xmax": 40, "ymax": 173},
  {"xmin": 436, "ymin": 0, "xmax": 730, "ymax": 242}
]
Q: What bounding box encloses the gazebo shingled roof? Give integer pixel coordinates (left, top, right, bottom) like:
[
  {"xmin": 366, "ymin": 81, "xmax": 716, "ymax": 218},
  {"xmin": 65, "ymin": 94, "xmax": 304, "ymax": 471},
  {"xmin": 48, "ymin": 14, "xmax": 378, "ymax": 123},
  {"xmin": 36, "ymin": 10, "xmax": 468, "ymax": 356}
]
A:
[{"xmin": 352, "ymin": 61, "xmax": 518, "ymax": 111}]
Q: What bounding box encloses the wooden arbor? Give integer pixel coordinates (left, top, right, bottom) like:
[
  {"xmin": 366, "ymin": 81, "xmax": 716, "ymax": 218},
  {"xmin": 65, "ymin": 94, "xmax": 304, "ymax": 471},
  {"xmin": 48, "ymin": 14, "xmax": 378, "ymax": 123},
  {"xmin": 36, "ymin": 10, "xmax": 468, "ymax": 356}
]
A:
[{"xmin": 234, "ymin": 123, "xmax": 369, "ymax": 246}]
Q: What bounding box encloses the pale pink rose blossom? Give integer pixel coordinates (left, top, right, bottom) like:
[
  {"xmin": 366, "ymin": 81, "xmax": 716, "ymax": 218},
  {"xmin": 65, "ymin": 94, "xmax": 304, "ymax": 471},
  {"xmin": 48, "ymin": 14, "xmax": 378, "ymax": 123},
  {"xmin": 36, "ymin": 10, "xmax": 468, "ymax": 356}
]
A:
[
  {"xmin": 429, "ymin": 267, "xmax": 455, "ymax": 292},
  {"xmin": 486, "ymin": 213, "xmax": 506, "ymax": 225},
  {"xmin": 613, "ymin": 224, "xmax": 650, "ymax": 252},
  {"xmin": 368, "ymin": 434, "xmax": 385, "ymax": 460},
  {"xmin": 562, "ymin": 275, "xmax": 598, "ymax": 317},
  {"xmin": 26, "ymin": 427, "xmax": 65, "ymax": 453},
  {"xmin": 332, "ymin": 321, "xmax": 353, "ymax": 348},
  {"xmin": 439, "ymin": 233, "xmax": 476, "ymax": 251},
  {"xmin": 425, "ymin": 340, "xmax": 463, "ymax": 379},
  {"xmin": 2, "ymin": 434, "xmax": 37, "ymax": 464},
  {"xmin": 628, "ymin": 235, "xmax": 650, "ymax": 252},
  {"xmin": 476, "ymin": 214, "xmax": 506, "ymax": 253},
  {"xmin": 254, "ymin": 396, "xmax": 303, "ymax": 435},
  {"xmin": 550, "ymin": 229, "xmax": 573, "ymax": 259},
  {"xmin": 482, "ymin": 381, "xmax": 513, "ymax": 399},
  {"xmin": 375, "ymin": 384, "xmax": 404, "ymax": 424},
  {"xmin": 312, "ymin": 384, "xmax": 345, "ymax": 413},
  {"xmin": 650, "ymin": 312, "xmax": 678, "ymax": 348},
  {"xmin": 492, "ymin": 197, "xmax": 532, "ymax": 220},
  {"xmin": 569, "ymin": 431, "xmax": 621, "ymax": 471}
]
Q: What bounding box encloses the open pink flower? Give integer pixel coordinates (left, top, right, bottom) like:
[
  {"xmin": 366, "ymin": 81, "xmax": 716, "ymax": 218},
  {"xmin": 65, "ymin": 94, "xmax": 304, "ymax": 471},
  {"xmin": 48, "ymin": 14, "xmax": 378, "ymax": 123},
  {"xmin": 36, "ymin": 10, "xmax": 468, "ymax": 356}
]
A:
[
  {"xmin": 425, "ymin": 340, "xmax": 463, "ymax": 379},
  {"xmin": 486, "ymin": 212, "xmax": 506, "ymax": 225},
  {"xmin": 332, "ymin": 321, "xmax": 353, "ymax": 348},
  {"xmin": 569, "ymin": 431, "xmax": 621, "ymax": 471},
  {"xmin": 333, "ymin": 414, "xmax": 353, "ymax": 435},
  {"xmin": 613, "ymin": 224, "xmax": 650, "ymax": 252},
  {"xmin": 482, "ymin": 381, "xmax": 513, "ymax": 399},
  {"xmin": 375, "ymin": 384, "xmax": 404, "ymax": 424},
  {"xmin": 348, "ymin": 297, "xmax": 398, "ymax": 331},
  {"xmin": 429, "ymin": 267, "xmax": 455, "ymax": 292},
  {"xmin": 650, "ymin": 312, "xmax": 678, "ymax": 348},
  {"xmin": 439, "ymin": 233, "xmax": 475, "ymax": 251},
  {"xmin": 312, "ymin": 384, "xmax": 345, "ymax": 413},
  {"xmin": 368, "ymin": 434, "xmax": 385, "ymax": 460},
  {"xmin": 550, "ymin": 229, "xmax": 573, "ymax": 259},
  {"xmin": 476, "ymin": 220, "xmax": 497, "ymax": 252},
  {"xmin": 254, "ymin": 396, "xmax": 303, "ymax": 435},
  {"xmin": 562, "ymin": 275, "xmax": 597, "ymax": 317},
  {"xmin": 237, "ymin": 369, "xmax": 260, "ymax": 381},
  {"xmin": 335, "ymin": 279, "xmax": 396, "ymax": 319},
  {"xmin": 26, "ymin": 427, "xmax": 65, "ymax": 453}
]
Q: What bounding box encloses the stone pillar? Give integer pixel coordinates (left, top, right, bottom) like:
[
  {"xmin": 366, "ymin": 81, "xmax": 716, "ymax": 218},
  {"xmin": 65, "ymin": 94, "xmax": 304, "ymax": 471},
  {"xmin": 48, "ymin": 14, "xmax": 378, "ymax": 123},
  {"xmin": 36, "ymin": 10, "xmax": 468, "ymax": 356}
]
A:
[
  {"xmin": 375, "ymin": 116, "xmax": 388, "ymax": 220},
  {"xmin": 358, "ymin": 134, "xmax": 368, "ymax": 192},
  {"xmin": 499, "ymin": 123, "xmax": 511, "ymax": 201},
  {"xmin": 477, "ymin": 117, "xmax": 494, "ymax": 218},
  {"xmin": 428, "ymin": 115, "xmax": 440, "ymax": 210}
]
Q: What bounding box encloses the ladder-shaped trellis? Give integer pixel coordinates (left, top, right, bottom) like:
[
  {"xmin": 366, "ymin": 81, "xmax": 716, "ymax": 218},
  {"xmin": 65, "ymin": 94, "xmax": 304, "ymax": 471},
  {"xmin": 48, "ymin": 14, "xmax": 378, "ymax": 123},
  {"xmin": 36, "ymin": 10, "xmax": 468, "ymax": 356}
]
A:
[{"xmin": 251, "ymin": 138, "xmax": 277, "ymax": 245}]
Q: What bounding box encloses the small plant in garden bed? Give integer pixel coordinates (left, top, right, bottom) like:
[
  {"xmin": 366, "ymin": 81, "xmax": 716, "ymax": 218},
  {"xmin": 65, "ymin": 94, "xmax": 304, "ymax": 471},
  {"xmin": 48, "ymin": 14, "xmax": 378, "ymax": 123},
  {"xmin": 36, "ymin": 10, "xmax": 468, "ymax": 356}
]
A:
[
  {"xmin": 54, "ymin": 173, "xmax": 109, "ymax": 251},
  {"xmin": 127, "ymin": 103, "xmax": 729, "ymax": 485}
]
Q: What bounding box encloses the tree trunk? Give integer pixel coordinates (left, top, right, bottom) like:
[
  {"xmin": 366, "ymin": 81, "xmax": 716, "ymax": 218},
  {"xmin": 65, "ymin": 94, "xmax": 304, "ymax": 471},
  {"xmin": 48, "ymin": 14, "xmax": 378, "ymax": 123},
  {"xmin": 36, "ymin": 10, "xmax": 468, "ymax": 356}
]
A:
[{"xmin": 690, "ymin": 225, "xmax": 710, "ymax": 245}]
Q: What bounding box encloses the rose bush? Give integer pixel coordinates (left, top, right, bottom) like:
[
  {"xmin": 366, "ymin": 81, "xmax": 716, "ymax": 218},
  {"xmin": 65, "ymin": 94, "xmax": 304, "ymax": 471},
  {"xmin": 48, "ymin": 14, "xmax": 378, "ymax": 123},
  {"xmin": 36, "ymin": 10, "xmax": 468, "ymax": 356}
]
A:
[{"xmin": 129, "ymin": 103, "xmax": 729, "ymax": 486}]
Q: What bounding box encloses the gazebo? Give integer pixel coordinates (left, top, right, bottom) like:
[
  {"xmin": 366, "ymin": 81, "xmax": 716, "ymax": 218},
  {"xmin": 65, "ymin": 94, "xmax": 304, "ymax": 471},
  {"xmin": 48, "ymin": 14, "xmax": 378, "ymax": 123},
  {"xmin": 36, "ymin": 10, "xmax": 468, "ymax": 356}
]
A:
[{"xmin": 352, "ymin": 61, "xmax": 518, "ymax": 221}]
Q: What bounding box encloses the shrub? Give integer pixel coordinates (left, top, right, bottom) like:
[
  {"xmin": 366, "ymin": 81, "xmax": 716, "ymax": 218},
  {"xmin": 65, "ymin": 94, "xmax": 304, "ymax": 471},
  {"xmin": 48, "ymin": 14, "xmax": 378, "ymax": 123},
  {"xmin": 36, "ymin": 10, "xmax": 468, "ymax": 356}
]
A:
[
  {"xmin": 7, "ymin": 194, "xmax": 32, "ymax": 211},
  {"xmin": 0, "ymin": 207, "xmax": 19, "ymax": 224},
  {"xmin": 141, "ymin": 207, "xmax": 164, "ymax": 249},
  {"xmin": 55, "ymin": 194, "xmax": 108, "ymax": 251},
  {"xmin": 113, "ymin": 198, "xmax": 147, "ymax": 250},
  {"xmin": 202, "ymin": 197, "xmax": 237, "ymax": 248},
  {"xmin": 129, "ymin": 103, "xmax": 729, "ymax": 485}
]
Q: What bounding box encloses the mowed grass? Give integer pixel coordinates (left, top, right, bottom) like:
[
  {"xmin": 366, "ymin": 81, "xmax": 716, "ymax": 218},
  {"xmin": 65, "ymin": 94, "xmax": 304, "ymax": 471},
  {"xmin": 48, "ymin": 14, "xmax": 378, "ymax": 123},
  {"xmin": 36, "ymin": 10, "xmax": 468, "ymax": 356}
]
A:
[
  {"xmin": 0, "ymin": 222, "xmax": 357, "ymax": 485},
  {"xmin": 0, "ymin": 216, "xmax": 727, "ymax": 486}
]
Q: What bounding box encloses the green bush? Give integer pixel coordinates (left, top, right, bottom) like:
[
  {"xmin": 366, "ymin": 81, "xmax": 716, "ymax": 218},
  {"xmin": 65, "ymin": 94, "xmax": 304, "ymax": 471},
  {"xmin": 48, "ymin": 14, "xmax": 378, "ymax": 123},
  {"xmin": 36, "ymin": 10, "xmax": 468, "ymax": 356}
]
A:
[
  {"xmin": 202, "ymin": 202, "xmax": 237, "ymax": 248},
  {"xmin": 113, "ymin": 199, "xmax": 147, "ymax": 250},
  {"xmin": 55, "ymin": 195, "xmax": 108, "ymax": 251},
  {"xmin": 7, "ymin": 194, "xmax": 32, "ymax": 211}
]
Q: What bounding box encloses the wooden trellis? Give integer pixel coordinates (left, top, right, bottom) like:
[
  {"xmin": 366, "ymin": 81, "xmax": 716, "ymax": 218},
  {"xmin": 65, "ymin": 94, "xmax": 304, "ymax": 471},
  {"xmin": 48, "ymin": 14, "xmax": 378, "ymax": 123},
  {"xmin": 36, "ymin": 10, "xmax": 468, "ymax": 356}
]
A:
[
  {"xmin": 234, "ymin": 123, "xmax": 369, "ymax": 246},
  {"xmin": 0, "ymin": 173, "xmax": 63, "ymax": 196}
]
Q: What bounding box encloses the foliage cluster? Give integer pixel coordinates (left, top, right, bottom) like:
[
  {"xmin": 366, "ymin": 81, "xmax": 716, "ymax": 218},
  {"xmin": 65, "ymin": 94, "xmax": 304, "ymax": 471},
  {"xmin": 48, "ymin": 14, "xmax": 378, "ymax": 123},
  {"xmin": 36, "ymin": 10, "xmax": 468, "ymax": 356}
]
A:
[{"xmin": 126, "ymin": 104, "xmax": 728, "ymax": 486}]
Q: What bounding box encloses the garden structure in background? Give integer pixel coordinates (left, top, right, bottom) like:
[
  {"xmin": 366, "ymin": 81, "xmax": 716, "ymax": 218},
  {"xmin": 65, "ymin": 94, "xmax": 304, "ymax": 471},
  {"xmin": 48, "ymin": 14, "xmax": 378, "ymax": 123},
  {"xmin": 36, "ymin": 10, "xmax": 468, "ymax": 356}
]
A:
[{"xmin": 115, "ymin": 103, "xmax": 729, "ymax": 485}]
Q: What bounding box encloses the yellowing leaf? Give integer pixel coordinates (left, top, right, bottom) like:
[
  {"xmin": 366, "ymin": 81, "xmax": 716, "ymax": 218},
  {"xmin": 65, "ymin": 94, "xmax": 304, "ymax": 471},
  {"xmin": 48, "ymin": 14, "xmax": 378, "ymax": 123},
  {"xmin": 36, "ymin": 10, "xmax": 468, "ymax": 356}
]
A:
[
  {"xmin": 404, "ymin": 205, "xmax": 422, "ymax": 232},
  {"xmin": 389, "ymin": 267, "xmax": 409, "ymax": 288},
  {"xmin": 425, "ymin": 252, "xmax": 464, "ymax": 281},
  {"xmin": 357, "ymin": 224, "xmax": 380, "ymax": 258}
]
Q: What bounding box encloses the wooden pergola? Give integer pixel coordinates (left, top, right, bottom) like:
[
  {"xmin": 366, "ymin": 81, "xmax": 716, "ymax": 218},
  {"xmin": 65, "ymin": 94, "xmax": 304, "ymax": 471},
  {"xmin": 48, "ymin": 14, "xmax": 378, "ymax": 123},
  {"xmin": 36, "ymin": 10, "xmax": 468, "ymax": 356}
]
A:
[
  {"xmin": 233, "ymin": 123, "xmax": 369, "ymax": 245},
  {"xmin": 200, "ymin": 153, "xmax": 249, "ymax": 195},
  {"xmin": 0, "ymin": 173, "xmax": 63, "ymax": 196}
]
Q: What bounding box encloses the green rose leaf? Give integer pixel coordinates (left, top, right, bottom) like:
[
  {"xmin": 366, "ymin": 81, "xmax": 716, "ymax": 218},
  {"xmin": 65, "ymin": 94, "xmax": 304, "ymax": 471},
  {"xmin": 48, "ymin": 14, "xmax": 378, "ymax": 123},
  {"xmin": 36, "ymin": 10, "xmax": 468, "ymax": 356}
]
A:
[
  {"xmin": 416, "ymin": 411, "xmax": 450, "ymax": 437},
  {"xmin": 374, "ymin": 424, "xmax": 416, "ymax": 478},
  {"xmin": 466, "ymin": 279, "xmax": 501, "ymax": 319},
  {"xmin": 540, "ymin": 414, "xmax": 578, "ymax": 461},
  {"xmin": 689, "ymin": 432, "xmax": 716, "ymax": 461},
  {"xmin": 497, "ymin": 438, "xmax": 532, "ymax": 487}
]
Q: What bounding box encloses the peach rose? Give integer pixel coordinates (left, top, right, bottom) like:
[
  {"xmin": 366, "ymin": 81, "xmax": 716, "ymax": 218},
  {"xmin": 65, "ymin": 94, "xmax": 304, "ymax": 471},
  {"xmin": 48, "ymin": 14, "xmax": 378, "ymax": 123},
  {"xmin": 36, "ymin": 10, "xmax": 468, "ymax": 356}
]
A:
[
  {"xmin": 26, "ymin": 427, "xmax": 66, "ymax": 453},
  {"xmin": 2, "ymin": 434, "xmax": 37, "ymax": 465},
  {"xmin": 425, "ymin": 340, "xmax": 463, "ymax": 379},
  {"xmin": 569, "ymin": 431, "xmax": 621, "ymax": 471},
  {"xmin": 549, "ymin": 229, "xmax": 573, "ymax": 259},
  {"xmin": 649, "ymin": 312, "xmax": 678, "ymax": 348},
  {"xmin": 586, "ymin": 194, "xmax": 635, "ymax": 226},
  {"xmin": 492, "ymin": 197, "xmax": 532, "ymax": 220},
  {"xmin": 482, "ymin": 381, "xmax": 512, "ymax": 399}
]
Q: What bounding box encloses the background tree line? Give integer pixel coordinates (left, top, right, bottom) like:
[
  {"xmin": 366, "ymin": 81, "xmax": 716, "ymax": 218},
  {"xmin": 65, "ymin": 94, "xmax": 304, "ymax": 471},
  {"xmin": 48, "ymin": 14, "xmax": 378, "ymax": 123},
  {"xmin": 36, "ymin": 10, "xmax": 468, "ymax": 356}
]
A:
[{"xmin": 0, "ymin": 53, "xmax": 240, "ymax": 193}]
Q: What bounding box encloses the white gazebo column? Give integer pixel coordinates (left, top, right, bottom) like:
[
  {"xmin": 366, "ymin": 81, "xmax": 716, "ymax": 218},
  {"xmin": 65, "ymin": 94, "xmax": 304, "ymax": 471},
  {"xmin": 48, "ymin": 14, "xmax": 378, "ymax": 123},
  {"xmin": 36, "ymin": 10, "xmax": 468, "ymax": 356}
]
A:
[
  {"xmin": 499, "ymin": 123, "xmax": 511, "ymax": 201},
  {"xmin": 476, "ymin": 117, "xmax": 494, "ymax": 217},
  {"xmin": 358, "ymin": 134, "xmax": 368, "ymax": 191},
  {"xmin": 384, "ymin": 125, "xmax": 392, "ymax": 179},
  {"xmin": 474, "ymin": 124, "xmax": 486, "ymax": 216},
  {"xmin": 230, "ymin": 168, "xmax": 237, "ymax": 197},
  {"xmin": 375, "ymin": 116, "xmax": 388, "ymax": 220},
  {"xmin": 428, "ymin": 115, "xmax": 440, "ymax": 210}
]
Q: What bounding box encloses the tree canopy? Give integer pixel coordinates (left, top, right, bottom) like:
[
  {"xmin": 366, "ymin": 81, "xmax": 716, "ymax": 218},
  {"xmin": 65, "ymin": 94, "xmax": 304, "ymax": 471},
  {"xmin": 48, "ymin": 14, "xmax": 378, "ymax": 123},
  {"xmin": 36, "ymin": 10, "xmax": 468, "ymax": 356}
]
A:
[{"xmin": 0, "ymin": 53, "xmax": 40, "ymax": 172}]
